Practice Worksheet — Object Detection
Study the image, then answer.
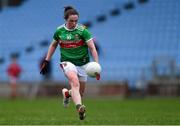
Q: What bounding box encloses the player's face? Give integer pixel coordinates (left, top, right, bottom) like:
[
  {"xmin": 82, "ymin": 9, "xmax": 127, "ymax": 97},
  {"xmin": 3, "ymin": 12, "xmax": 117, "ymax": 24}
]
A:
[{"xmin": 66, "ymin": 15, "xmax": 78, "ymax": 29}]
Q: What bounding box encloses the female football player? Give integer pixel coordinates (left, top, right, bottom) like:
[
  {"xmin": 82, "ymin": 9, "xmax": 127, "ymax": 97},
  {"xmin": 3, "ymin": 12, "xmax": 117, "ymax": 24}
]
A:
[{"xmin": 40, "ymin": 6, "xmax": 100, "ymax": 120}]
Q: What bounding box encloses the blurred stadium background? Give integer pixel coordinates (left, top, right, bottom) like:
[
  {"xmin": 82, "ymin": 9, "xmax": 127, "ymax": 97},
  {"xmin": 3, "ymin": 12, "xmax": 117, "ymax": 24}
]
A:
[{"xmin": 0, "ymin": 0, "xmax": 180, "ymax": 97}]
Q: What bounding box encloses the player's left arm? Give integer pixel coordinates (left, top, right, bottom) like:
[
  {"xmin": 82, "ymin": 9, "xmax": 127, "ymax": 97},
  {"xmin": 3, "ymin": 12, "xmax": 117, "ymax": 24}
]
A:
[
  {"xmin": 87, "ymin": 39, "xmax": 99, "ymax": 63},
  {"xmin": 82, "ymin": 26, "xmax": 99, "ymax": 63},
  {"xmin": 87, "ymin": 40, "xmax": 101, "ymax": 80}
]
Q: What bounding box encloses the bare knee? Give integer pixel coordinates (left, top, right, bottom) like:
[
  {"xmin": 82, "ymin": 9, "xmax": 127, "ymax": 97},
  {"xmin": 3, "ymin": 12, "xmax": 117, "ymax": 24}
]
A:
[
  {"xmin": 66, "ymin": 72, "xmax": 79, "ymax": 88},
  {"xmin": 71, "ymin": 78, "xmax": 79, "ymax": 88}
]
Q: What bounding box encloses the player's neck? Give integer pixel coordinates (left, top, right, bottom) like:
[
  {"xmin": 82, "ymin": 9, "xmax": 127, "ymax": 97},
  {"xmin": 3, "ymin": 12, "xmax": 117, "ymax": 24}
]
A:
[{"xmin": 64, "ymin": 24, "xmax": 77, "ymax": 31}]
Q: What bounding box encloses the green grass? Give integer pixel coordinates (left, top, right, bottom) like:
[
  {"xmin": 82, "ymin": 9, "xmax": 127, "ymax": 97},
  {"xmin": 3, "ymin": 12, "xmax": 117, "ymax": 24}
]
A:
[{"xmin": 0, "ymin": 97, "xmax": 180, "ymax": 125}]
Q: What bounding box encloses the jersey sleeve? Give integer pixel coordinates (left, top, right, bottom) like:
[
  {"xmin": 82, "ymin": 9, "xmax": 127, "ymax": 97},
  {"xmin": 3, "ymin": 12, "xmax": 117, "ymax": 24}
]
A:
[
  {"xmin": 53, "ymin": 30, "xmax": 59, "ymax": 41},
  {"xmin": 82, "ymin": 28, "xmax": 92, "ymax": 43}
]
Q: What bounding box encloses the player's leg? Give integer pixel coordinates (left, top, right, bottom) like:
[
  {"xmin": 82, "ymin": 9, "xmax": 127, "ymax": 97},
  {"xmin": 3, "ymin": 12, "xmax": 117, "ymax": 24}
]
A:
[
  {"xmin": 10, "ymin": 76, "xmax": 17, "ymax": 98},
  {"xmin": 62, "ymin": 88, "xmax": 71, "ymax": 107},
  {"xmin": 77, "ymin": 66, "xmax": 88, "ymax": 120},
  {"xmin": 67, "ymin": 72, "xmax": 86, "ymax": 120},
  {"xmin": 65, "ymin": 71, "xmax": 82, "ymax": 105},
  {"xmin": 60, "ymin": 62, "xmax": 72, "ymax": 107},
  {"xmin": 60, "ymin": 62, "xmax": 86, "ymax": 120},
  {"xmin": 78, "ymin": 65, "xmax": 88, "ymax": 97},
  {"xmin": 11, "ymin": 83, "xmax": 17, "ymax": 98},
  {"xmin": 79, "ymin": 81, "xmax": 86, "ymax": 97},
  {"xmin": 60, "ymin": 62, "xmax": 83, "ymax": 109},
  {"xmin": 76, "ymin": 81, "xmax": 86, "ymax": 120}
]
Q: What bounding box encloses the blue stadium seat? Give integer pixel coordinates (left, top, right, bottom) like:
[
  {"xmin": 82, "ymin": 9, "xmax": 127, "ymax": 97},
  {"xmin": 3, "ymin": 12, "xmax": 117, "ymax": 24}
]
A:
[{"xmin": 0, "ymin": 0, "xmax": 180, "ymax": 88}]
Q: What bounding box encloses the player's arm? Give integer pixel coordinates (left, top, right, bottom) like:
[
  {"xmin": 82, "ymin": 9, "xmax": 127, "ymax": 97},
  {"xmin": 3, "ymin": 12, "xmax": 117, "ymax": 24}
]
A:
[
  {"xmin": 87, "ymin": 39, "xmax": 99, "ymax": 63},
  {"xmin": 40, "ymin": 40, "xmax": 58, "ymax": 75},
  {"xmin": 83, "ymin": 27, "xmax": 100, "ymax": 80},
  {"xmin": 82, "ymin": 26, "xmax": 99, "ymax": 63},
  {"xmin": 45, "ymin": 40, "xmax": 58, "ymax": 61},
  {"xmin": 87, "ymin": 39, "xmax": 100, "ymax": 80}
]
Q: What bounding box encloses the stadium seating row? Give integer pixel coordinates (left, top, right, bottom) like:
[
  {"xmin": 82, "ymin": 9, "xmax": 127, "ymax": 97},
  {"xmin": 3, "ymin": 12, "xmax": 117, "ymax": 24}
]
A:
[{"xmin": 0, "ymin": 0, "xmax": 180, "ymax": 88}]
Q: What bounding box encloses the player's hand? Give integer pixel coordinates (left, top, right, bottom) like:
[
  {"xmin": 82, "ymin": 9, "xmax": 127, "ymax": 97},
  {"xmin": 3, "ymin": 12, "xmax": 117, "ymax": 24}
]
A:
[
  {"xmin": 40, "ymin": 60, "xmax": 49, "ymax": 75},
  {"xmin": 95, "ymin": 73, "xmax": 100, "ymax": 80}
]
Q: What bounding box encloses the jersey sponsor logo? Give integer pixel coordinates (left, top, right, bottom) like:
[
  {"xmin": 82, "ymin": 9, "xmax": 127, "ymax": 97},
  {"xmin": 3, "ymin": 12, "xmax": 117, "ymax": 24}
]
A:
[
  {"xmin": 58, "ymin": 34, "xmax": 80, "ymax": 40},
  {"xmin": 60, "ymin": 40, "xmax": 81, "ymax": 43},
  {"xmin": 60, "ymin": 40, "xmax": 85, "ymax": 48}
]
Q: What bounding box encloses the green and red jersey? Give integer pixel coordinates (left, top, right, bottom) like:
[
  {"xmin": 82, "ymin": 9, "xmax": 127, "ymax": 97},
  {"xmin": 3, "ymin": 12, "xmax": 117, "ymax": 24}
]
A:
[{"xmin": 53, "ymin": 24, "xmax": 92, "ymax": 66}]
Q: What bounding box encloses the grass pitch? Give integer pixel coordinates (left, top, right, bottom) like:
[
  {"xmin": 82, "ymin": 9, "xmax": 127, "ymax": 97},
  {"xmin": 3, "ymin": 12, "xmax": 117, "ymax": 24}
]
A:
[{"xmin": 0, "ymin": 97, "xmax": 180, "ymax": 125}]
